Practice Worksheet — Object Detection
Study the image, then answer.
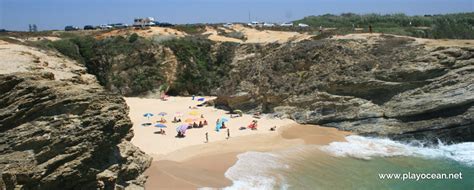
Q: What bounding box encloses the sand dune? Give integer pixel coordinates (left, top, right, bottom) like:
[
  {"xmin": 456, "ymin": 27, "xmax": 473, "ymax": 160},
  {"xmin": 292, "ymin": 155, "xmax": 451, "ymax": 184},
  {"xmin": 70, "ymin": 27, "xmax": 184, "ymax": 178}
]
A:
[
  {"xmin": 232, "ymin": 24, "xmax": 312, "ymax": 43},
  {"xmin": 202, "ymin": 24, "xmax": 313, "ymax": 44},
  {"xmin": 96, "ymin": 27, "xmax": 186, "ymax": 39}
]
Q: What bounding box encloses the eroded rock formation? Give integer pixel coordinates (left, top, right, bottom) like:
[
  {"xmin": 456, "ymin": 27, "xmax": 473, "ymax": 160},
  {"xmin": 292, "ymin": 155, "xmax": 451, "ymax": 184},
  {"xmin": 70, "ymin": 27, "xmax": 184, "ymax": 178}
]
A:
[
  {"xmin": 0, "ymin": 40, "xmax": 151, "ymax": 190},
  {"xmin": 0, "ymin": 73, "xmax": 151, "ymax": 190},
  {"xmin": 214, "ymin": 35, "xmax": 474, "ymax": 142}
]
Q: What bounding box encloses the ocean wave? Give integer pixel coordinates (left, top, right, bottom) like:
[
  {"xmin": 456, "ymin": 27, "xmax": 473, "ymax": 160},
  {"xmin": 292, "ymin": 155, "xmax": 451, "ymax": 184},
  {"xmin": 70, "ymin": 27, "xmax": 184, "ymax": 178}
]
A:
[
  {"xmin": 320, "ymin": 135, "xmax": 474, "ymax": 167},
  {"xmin": 222, "ymin": 151, "xmax": 289, "ymax": 190}
]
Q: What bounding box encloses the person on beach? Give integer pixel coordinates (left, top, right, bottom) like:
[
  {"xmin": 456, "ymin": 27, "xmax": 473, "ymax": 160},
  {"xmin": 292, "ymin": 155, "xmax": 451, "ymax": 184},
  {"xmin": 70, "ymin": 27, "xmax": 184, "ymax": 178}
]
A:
[
  {"xmin": 369, "ymin": 25, "xmax": 373, "ymax": 33},
  {"xmin": 203, "ymin": 120, "xmax": 208, "ymax": 126},
  {"xmin": 205, "ymin": 132, "xmax": 209, "ymax": 143},
  {"xmin": 200, "ymin": 114, "xmax": 204, "ymax": 118},
  {"xmin": 198, "ymin": 121, "xmax": 204, "ymax": 128},
  {"xmin": 215, "ymin": 119, "xmax": 221, "ymax": 132},
  {"xmin": 173, "ymin": 117, "xmax": 178, "ymax": 123},
  {"xmin": 221, "ymin": 122, "xmax": 226, "ymax": 129},
  {"xmin": 248, "ymin": 120, "xmax": 258, "ymax": 130},
  {"xmin": 270, "ymin": 126, "xmax": 276, "ymax": 131},
  {"xmin": 253, "ymin": 112, "xmax": 261, "ymax": 119},
  {"xmin": 226, "ymin": 128, "xmax": 230, "ymax": 139},
  {"xmin": 192, "ymin": 95, "xmax": 195, "ymax": 100}
]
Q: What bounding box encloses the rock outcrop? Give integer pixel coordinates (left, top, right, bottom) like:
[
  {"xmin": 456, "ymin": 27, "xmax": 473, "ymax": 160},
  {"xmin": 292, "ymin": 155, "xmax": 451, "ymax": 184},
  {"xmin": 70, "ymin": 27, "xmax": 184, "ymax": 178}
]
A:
[
  {"xmin": 214, "ymin": 34, "xmax": 474, "ymax": 142},
  {"xmin": 0, "ymin": 41, "xmax": 151, "ymax": 190}
]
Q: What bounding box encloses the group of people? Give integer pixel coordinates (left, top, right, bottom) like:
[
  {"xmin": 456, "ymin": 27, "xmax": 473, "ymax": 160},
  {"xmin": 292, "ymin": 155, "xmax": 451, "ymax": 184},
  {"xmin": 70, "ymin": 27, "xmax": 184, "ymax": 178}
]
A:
[
  {"xmin": 189, "ymin": 120, "xmax": 207, "ymax": 129},
  {"xmin": 172, "ymin": 117, "xmax": 181, "ymax": 123}
]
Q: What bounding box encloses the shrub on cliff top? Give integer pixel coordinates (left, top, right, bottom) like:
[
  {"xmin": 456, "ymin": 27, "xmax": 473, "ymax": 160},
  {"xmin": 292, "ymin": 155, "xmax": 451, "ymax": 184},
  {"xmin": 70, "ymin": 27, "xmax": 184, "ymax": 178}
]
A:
[
  {"xmin": 163, "ymin": 37, "xmax": 237, "ymax": 95},
  {"xmin": 50, "ymin": 39, "xmax": 83, "ymax": 63}
]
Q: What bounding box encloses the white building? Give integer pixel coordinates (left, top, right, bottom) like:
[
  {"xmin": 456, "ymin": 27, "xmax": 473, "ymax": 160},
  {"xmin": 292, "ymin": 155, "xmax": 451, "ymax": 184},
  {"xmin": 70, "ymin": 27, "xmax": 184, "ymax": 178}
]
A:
[
  {"xmin": 280, "ymin": 22, "xmax": 293, "ymax": 27},
  {"xmin": 298, "ymin": 23, "xmax": 309, "ymax": 27},
  {"xmin": 133, "ymin": 17, "xmax": 156, "ymax": 27}
]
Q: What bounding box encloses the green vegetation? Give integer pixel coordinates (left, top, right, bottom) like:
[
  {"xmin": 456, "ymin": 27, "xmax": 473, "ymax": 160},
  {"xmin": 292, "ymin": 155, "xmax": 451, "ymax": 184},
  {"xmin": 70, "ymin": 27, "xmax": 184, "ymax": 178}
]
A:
[
  {"xmin": 50, "ymin": 40, "xmax": 83, "ymax": 62},
  {"xmin": 25, "ymin": 33, "xmax": 237, "ymax": 96},
  {"xmin": 89, "ymin": 35, "xmax": 165, "ymax": 94},
  {"xmin": 162, "ymin": 37, "xmax": 237, "ymax": 95},
  {"xmin": 29, "ymin": 34, "xmax": 166, "ymax": 95},
  {"xmin": 294, "ymin": 13, "xmax": 474, "ymax": 39},
  {"xmin": 128, "ymin": 33, "xmax": 139, "ymax": 43},
  {"xmin": 172, "ymin": 24, "xmax": 206, "ymax": 34}
]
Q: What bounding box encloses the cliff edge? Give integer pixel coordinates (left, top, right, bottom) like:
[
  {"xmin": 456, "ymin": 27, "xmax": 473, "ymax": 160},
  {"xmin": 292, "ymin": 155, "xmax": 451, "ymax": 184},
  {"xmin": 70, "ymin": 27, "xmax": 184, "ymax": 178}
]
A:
[{"xmin": 0, "ymin": 40, "xmax": 151, "ymax": 189}]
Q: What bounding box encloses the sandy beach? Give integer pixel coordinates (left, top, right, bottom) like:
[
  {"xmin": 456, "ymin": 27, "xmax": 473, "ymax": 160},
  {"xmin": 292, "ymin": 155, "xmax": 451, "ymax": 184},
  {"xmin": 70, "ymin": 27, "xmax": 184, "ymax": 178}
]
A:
[
  {"xmin": 125, "ymin": 96, "xmax": 296, "ymax": 159},
  {"xmin": 124, "ymin": 96, "xmax": 351, "ymax": 189}
]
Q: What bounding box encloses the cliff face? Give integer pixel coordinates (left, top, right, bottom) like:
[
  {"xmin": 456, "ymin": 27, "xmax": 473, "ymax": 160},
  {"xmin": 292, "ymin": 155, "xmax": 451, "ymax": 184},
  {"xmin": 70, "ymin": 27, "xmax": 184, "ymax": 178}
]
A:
[
  {"xmin": 0, "ymin": 41, "xmax": 151, "ymax": 189},
  {"xmin": 214, "ymin": 35, "xmax": 474, "ymax": 142}
]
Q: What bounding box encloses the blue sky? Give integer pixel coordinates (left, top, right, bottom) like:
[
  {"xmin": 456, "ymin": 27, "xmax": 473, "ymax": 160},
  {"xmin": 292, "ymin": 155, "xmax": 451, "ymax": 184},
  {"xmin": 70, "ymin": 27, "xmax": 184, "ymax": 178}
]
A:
[{"xmin": 1, "ymin": 0, "xmax": 473, "ymax": 31}]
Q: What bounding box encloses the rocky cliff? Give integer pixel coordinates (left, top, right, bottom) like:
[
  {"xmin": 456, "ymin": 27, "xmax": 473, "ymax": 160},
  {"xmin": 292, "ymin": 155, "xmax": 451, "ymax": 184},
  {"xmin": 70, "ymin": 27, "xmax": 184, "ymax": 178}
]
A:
[
  {"xmin": 213, "ymin": 34, "xmax": 474, "ymax": 142},
  {"xmin": 10, "ymin": 32, "xmax": 473, "ymax": 145},
  {"xmin": 0, "ymin": 40, "xmax": 151, "ymax": 189}
]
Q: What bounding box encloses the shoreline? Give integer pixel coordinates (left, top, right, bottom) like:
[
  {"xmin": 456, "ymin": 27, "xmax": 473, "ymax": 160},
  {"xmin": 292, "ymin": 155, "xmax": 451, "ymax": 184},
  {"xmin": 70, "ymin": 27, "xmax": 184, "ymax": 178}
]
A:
[
  {"xmin": 124, "ymin": 96, "xmax": 351, "ymax": 189},
  {"xmin": 144, "ymin": 124, "xmax": 350, "ymax": 189}
]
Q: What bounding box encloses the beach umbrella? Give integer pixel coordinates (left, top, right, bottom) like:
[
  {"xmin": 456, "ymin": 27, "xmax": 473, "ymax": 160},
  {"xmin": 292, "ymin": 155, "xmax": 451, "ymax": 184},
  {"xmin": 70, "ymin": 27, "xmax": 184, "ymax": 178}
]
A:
[
  {"xmin": 158, "ymin": 112, "xmax": 167, "ymax": 116},
  {"xmin": 220, "ymin": 117, "xmax": 229, "ymax": 123},
  {"xmin": 197, "ymin": 97, "xmax": 205, "ymax": 101},
  {"xmin": 188, "ymin": 110, "xmax": 200, "ymax": 116},
  {"xmin": 154, "ymin": 123, "xmax": 167, "ymax": 128},
  {"xmin": 143, "ymin": 113, "xmax": 154, "ymax": 119},
  {"xmin": 184, "ymin": 118, "xmax": 197, "ymax": 123},
  {"xmin": 176, "ymin": 124, "xmax": 189, "ymax": 134},
  {"xmin": 234, "ymin": 110, "xmax": 243, "ymax": 116}
]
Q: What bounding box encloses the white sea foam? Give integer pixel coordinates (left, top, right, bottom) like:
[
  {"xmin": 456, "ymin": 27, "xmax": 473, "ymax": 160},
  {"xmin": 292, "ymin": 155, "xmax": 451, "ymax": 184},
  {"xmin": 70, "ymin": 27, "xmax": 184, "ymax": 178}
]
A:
[
  {"xmin": 207, "ymin": 136, "xmax": 474, "ymax": 190},
  {"xmin": 222, "ymin": 151, "xmax": 289, "ymax": 190},
  {"xmin": 321, "ymin": 135, "xmax": 474, "ymax": 166}
]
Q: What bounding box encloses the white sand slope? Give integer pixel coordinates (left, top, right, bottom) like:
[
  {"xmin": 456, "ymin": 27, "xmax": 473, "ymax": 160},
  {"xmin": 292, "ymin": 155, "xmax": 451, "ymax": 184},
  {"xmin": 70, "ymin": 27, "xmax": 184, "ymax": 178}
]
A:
[
  {"xmin": 203, "ymin": 24, "xmax": 313, "ymax": 44},
  {"xmin": 124, "ymin": 96, "xmax": 295, "ymax": 159},
  {"xmin": 203, "ymin": 26, "xmax": 243, "ymax": 43},
  {"xmin": 232, "ymin": 24, "xmax": 312, "ymax": 43},
  {"xmin": 333, "ymin": 33, "xmax": 474, "ymax": 48},
  {"xmin": 96, "ymin": 27, "xmax": 187, "ymax": 39},
  {"xmin": 0, "ymin": 40, "xmax": 97, "ymax": 83}
]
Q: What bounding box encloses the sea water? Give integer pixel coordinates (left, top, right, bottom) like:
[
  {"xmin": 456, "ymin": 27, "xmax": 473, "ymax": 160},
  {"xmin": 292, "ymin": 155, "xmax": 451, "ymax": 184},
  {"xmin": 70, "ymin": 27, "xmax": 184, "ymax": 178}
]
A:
[{"xmin": 222, "ymin": 135, "xmax": 474, "ymax": 190}]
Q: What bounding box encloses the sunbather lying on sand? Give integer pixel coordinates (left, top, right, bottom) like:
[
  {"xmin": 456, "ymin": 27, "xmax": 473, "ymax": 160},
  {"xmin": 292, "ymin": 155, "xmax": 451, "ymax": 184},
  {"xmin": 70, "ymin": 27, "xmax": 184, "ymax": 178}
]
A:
[{"xmin": 253, "ymin": 112, "xmax": 261, "ymax": 119}]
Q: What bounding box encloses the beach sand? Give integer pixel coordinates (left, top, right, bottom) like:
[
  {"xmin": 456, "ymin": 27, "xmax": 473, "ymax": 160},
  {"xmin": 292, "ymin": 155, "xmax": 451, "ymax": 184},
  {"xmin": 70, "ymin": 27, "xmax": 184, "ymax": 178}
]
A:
[
  {"xmin": 124, "ymin": 96, "xmax": 350, "ymax": 189},
  {"xmin": 125, "ymin": 96, "xmax": 296, "ymax": 159}
]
